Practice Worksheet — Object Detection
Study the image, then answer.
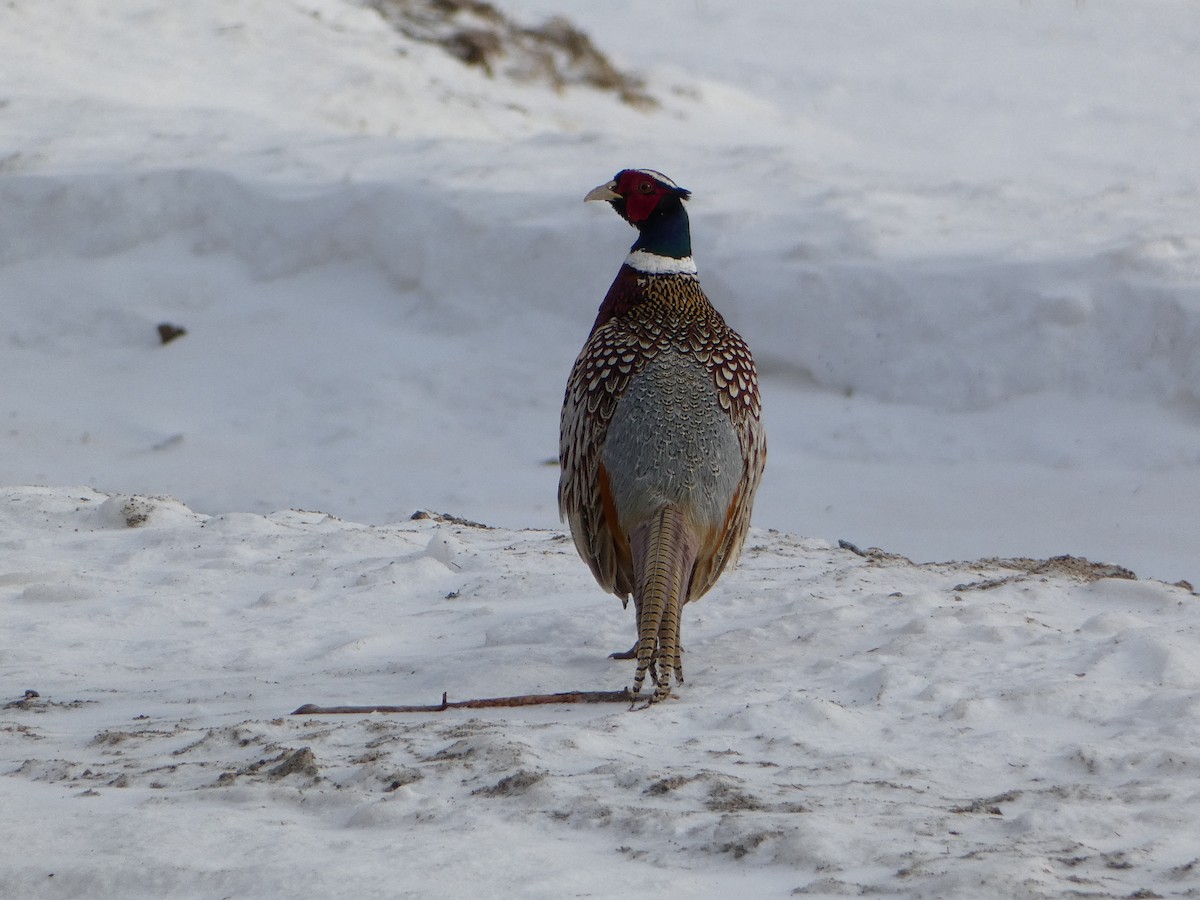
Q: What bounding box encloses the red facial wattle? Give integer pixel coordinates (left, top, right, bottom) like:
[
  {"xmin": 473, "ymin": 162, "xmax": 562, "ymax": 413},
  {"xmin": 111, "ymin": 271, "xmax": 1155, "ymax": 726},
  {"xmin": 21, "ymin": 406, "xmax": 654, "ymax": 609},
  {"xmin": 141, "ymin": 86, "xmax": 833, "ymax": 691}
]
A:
[{"xmin": 614, "ymin": 172, "xmax": 664, "ymax": 224}]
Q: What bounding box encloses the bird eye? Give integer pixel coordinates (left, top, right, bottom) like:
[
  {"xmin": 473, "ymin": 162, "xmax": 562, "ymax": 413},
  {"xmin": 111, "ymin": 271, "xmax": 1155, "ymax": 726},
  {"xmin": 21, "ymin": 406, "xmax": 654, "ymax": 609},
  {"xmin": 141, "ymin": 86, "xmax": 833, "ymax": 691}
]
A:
[{"xmin": 636, "ymin": 181, "xmax": 655, "ymax": 194}]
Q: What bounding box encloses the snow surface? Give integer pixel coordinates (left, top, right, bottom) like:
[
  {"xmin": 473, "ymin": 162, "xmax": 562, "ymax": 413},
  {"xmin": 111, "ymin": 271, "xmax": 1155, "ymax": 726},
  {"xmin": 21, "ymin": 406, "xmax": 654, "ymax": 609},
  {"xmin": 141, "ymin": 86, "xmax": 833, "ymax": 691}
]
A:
[
  {"xmin": 2, "ymin": 487, "xmax": 1199, "ymax": 898},
  {"xmin": 2, "ymin": 0, "xmax": 1200, "ymax": 896}
]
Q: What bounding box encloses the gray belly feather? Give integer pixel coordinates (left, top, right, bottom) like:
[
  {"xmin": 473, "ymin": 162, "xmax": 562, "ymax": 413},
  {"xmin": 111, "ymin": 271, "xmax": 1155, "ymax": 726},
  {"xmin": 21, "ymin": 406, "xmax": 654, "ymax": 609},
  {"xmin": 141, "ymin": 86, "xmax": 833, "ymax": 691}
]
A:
[{"xmin": 601, "ymin": 349, "xmax": 742, "ymax": 533}]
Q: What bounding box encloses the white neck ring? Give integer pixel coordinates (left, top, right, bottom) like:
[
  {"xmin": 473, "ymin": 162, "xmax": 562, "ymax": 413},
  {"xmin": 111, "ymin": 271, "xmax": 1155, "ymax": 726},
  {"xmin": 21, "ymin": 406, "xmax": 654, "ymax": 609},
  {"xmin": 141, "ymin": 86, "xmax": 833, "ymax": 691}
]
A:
[{"xmin": 625, "ymin": 250, "xmax": 698, "ymax": 276}]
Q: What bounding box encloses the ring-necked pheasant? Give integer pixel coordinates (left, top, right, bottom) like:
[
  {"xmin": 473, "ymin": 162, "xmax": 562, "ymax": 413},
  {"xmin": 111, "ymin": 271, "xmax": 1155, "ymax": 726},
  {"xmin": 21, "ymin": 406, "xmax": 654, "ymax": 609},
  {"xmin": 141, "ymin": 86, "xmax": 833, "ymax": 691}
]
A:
[{"xmin": 559, "ymin": 169, "xmax": 767, "ymax": 703}]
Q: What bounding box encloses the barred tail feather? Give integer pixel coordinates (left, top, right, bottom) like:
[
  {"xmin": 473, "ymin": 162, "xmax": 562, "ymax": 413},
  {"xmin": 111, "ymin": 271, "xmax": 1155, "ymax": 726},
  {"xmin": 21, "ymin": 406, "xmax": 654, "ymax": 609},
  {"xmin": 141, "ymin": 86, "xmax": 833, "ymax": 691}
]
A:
[{"xmin": 629, "ymin": 504, "xmax": 700, "ymax": 701}]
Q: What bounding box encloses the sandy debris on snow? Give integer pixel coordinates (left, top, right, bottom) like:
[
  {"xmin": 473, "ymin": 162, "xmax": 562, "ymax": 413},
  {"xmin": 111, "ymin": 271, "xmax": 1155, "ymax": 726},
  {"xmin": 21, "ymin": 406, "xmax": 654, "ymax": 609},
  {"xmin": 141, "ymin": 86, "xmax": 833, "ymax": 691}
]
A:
[{"xmin": 366, "ymin": 0, "xmax": 657, "ymax": 107}]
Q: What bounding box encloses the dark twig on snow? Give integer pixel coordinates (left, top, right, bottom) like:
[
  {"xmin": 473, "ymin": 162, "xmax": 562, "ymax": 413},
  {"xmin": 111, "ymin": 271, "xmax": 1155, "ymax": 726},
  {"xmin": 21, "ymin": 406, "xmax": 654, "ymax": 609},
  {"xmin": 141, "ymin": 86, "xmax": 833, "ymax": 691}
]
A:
[{"xmin": 291, "ymin": 689, "xmax": 634, "ymax": 715}]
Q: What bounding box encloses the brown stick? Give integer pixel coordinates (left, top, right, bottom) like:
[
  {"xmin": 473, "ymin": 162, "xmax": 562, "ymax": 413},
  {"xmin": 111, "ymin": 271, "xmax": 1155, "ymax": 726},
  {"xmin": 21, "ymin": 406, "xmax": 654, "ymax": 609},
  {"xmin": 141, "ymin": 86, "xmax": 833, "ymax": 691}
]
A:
[{"xmin": 291, "ymin": 688, "xmax": 634, "ymax": 715}]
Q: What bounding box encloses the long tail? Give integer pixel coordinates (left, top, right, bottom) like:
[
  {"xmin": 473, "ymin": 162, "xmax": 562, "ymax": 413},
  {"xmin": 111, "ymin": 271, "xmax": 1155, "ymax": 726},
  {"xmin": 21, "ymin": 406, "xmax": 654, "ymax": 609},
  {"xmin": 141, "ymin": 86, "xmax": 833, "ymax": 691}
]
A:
[{"xmin": 629, "ymin": 504, "xmax": 700, "ymax": 702}]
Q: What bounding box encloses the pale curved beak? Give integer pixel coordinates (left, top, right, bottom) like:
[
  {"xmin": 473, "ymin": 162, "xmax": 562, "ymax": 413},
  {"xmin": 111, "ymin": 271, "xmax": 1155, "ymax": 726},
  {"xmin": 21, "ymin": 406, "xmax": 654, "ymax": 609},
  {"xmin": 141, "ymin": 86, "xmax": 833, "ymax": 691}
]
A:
[{"xmin": 584, "ymin": 180, "xmax": 620, "ymax": 203}]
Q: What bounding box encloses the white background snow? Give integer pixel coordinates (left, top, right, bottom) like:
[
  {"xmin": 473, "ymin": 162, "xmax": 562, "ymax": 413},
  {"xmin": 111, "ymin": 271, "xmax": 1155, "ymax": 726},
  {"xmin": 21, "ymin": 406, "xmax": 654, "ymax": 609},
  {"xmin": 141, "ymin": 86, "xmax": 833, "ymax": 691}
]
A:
[{"xmin": 1, "ymin": 1, "xmax": 1199, "ymax": 897}]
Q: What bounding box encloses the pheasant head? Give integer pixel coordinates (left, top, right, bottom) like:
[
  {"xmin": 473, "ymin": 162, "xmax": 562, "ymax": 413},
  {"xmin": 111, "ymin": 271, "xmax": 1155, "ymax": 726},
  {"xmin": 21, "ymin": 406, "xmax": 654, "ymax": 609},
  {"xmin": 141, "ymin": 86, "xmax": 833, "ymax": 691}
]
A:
[{"xmin": 585, "ymin": 169, "xmax": 693, "ymax": 267}]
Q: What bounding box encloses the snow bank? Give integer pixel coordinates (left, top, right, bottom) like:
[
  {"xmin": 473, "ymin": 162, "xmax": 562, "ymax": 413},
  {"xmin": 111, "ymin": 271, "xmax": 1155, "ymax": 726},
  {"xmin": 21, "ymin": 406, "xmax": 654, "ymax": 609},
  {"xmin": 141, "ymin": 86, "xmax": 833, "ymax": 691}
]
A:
[
  {"xmin": 7, "ymin": 161, "xmax": 1200, "ymax": 415},
  {"xmin": 5, "ymin": 158, "xmax": 1198, "ymax": 579},
  {"xmin": 747, "ymin": 245, "xmax": 1200, "ymax": 410}
]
